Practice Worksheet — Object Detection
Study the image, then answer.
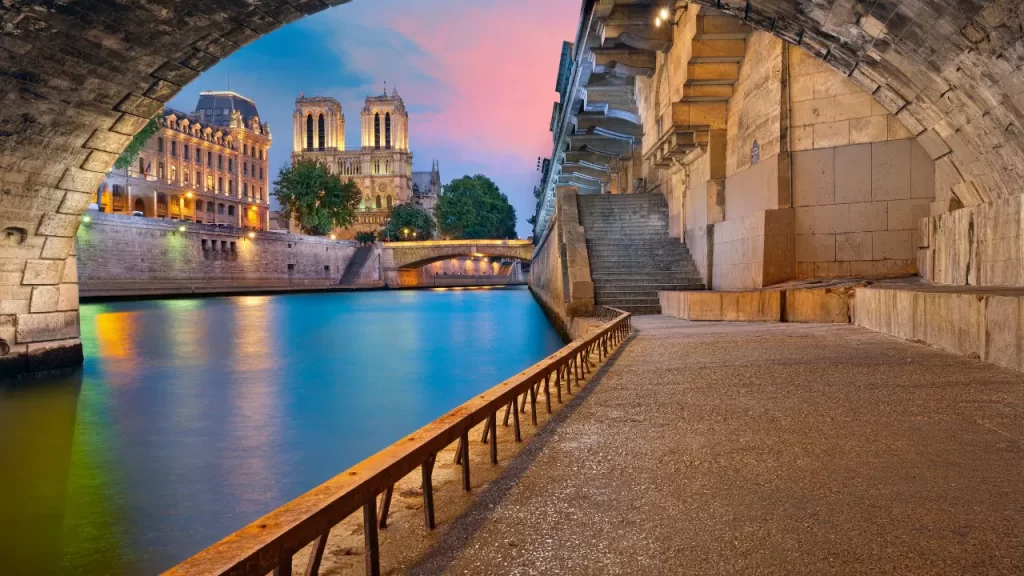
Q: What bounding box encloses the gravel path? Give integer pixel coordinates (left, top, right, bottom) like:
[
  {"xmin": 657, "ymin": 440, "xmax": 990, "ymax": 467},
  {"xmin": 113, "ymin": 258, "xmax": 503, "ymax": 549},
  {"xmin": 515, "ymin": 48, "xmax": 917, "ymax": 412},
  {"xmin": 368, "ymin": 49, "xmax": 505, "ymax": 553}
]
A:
[{"xmin": 412, "ymin": 316, "xmax": 1024, "ymax": 575}]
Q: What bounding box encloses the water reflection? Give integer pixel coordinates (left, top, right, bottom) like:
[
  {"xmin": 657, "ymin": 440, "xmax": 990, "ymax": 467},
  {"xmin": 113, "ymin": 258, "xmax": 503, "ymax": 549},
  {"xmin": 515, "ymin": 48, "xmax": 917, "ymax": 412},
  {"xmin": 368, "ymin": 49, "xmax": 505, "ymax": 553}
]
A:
[{"xmin": 0, "ymin": 287, "xmax": 563, "ymax": 574}]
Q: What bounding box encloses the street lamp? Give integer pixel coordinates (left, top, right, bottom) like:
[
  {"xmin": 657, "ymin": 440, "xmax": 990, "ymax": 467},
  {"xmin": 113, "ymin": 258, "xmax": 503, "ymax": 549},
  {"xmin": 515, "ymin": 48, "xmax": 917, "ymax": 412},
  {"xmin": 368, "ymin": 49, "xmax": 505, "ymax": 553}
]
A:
[{"xmin": 655, "ymin": 6, "xmax": 678, "ymax": 27}]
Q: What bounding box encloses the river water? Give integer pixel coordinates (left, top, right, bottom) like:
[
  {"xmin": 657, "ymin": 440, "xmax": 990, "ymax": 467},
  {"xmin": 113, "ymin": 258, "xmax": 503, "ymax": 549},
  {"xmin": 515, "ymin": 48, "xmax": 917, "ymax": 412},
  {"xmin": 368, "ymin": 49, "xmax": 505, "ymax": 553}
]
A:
[{"xmin": 0, "ymin": 287, "xmax": 563, "ymax": 575}]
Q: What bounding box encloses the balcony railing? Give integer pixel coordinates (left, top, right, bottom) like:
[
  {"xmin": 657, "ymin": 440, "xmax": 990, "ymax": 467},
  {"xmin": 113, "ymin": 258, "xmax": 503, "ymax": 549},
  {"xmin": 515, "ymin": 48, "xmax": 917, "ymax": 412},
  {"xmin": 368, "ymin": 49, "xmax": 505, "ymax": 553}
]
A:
[{"xmin": 163, "ymin": 308, "xmax": 632, "ymax": 576}]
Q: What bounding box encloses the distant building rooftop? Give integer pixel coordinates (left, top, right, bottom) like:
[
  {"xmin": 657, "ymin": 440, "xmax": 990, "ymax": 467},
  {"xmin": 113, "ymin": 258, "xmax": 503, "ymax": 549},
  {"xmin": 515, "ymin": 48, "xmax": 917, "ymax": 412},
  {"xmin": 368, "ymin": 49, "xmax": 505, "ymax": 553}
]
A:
[{"xmin": 194, "ymin": 91, "xmax": 261, "ymax": 127}]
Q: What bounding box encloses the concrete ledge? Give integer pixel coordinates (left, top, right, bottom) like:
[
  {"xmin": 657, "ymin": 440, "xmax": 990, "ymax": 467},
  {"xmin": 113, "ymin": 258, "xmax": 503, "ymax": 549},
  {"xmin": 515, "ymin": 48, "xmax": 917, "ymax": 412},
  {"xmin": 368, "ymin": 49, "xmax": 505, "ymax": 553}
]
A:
[
  {"xmin": 80, "ymin": 279, "xmax": 383, "ymax": 299},
  {"xmin": 854, "ymin": 282, "xmax": 1024, "ymax": 373},
  {"xmin": 659, "ymin": 279, "xmax": 857, "ymax": 323},
  {"xmin": 0, "ymin": 338, "xmax": 83, "ymax": 380}
]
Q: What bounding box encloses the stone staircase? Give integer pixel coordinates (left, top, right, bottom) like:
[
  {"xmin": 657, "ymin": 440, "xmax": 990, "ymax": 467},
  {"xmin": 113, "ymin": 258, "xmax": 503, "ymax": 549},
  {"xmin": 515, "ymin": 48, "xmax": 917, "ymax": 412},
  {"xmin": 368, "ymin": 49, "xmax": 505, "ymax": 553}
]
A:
[
  {"xmin": 578, "ymin": 193, "xmax": 705, "ymax": 314},
  {"xmin": 339, "ymin": 245, "xmax": 373, "ymax": 285}
]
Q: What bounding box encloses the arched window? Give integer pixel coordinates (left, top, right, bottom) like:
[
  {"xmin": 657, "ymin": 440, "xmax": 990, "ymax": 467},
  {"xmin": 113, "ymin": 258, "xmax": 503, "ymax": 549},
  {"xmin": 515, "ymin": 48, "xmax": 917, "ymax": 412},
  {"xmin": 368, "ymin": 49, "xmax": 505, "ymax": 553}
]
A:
[
  {"xmin": 375, "ymin": 195, "xmax": 382, "ymax": 210},
  {"xmin": 385, "ymin": 113, "xmax": 391, "ymax": 149},
  {"xmin": 374, "ymin": 159, "xmax": 380, "ymax": 174},
  {"xmin": 170, "ymin": 166, "xmax": 176, "ymax": 181},
  {"xmin": 228, "ymin": 205, "xmax": 235, "ymax": 216},
  {"xmin": 217, "ymin": 203, "xmax": 225, "ymax": 214},
  {"xmin": 386, "ymin": 195, "xmax": 393, "ymax": 209},
  {"xmin": 318, "ymin": 113, "xmax": 325, "ymax": 150},
  {"xmin": 374, "ymin": 113, "xmax": 380, "ymax": 149},
  {"xmin": 134, "ymin": 198, "xmax": 145, "ymax": 214},
  {"xmin": 306, "ymin": 114, "xmax": 314, "ymax": 150},
  {"xmin": 138, "ymin": 157, "xmax": 144, "ymax": 175},
  {"xmin": 196, "ymin": 200, "xmax": 203, "ymax": 212},
  {"xmin": 158, "ymin": 162, "xmax": 165, "ymax": 179},
  {"xmin": 206, "ymin": 203, "xmax": 214, "ymax": 213}
]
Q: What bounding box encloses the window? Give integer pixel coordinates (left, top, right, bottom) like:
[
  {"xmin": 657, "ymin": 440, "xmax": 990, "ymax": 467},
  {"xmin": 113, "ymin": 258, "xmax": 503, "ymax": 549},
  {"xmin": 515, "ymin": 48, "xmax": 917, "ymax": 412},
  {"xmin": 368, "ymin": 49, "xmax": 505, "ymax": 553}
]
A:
[
  {"xmin": 243, "ymin": 144, "xmax": 248, "ymax": 156},
  {"xmin": 171, "ymin": 141, "xmax": 177, "ymax": 157},
  {"xmin": 244, "ymin": 162, "xmax": 248, "ymax": 176},
  {"xmin": 218, "ymin": 203, "xmax": 225, "ymax": 215},
  {"xmin": 183, "ymin": 169, "xmax": 189, "ymax": 184},
  {"xmin": 206, "ymin": 203, "xmax": 214, "ymax": 213},
  {"xmin": 385, "ymin": 112, "xmax": 391, "ymax": 149},
  {"xmin": 259, "ymin": 186, "xmax": 263, "ymax": 201},
  {"xmin": 221, "ymin": 240, "xmax": 227, "ymax": 251},
  {"xmin": 218, "ymin": 155, "xmax": 223, "ymax": 169},
  {"xmin": 202, "ymin": 239, "xmax": 209, "ymax": 251},
  {"xmin": 158, "ymin": 162, "xmax": 165, "ymax": 179},
  {"xmin": 386, "ymin": 194, "xmax": 393, "ymax": 209},
  {"xmin": 374, "ymin": 113, "xmax": 380, "ymax": 149},
  {"xmin": 228, "ymin": 180, "xmax": 233, "ymax": 195},
  {"xmin": 230, "ymin": 241, "xmax": 236, "ymax": 253},
  {"xmin": 318, "ymin": 113, "xmax": 325, "ymax": 150},
  {"xmin": 157, "ymin": 137, "xmax": 164, "ymax": 153},
  {"xmin": 195, "ymin": 151, "xmax": 200, "ymax": 164},
  {"xmin": 196, "ymin": 200, "xmax": 203, "ymax": 212},
  {"xmin": 306, "ymin": 114, "xmax": 313, "ymax": 149},
  {"xmin": 170, "ymin": 166, "xmax": 176, "ymax": 181},
  {"xmin": 259, "ymin": 149, "xmax": 263, "ymax": 160},
  {"xmin": 228, "ymin": 159, "xmax": 233, "ymax": 173},
  {"xmin": 375, "ymin": 195, "xmax": 381, "ymax": 209},
  {"xmin": 184, "ymin": 144, "xmax": 190, "ymax": 161},
  {"xmin": 207, "ymin": 151, "xmax": 212, "ymax": 167},
  {"xmin": 206, "ymin": 174, "xmax": 213, "ymax": 189},
  {"xmin": 288, "ymin": 263, "xmax": 295, "ymax": 272},
  {"xmin": 138, "ymin": 157, "xmax": 144, "ymax": 175},
  {"xmin": 243, "ymin": 183, "xmax": 248, "ymax": 197},
  {"xmin": 218, "ymin": 177, "xmax": 223, "ymax": 193},
  {"xmin": 228, "ymin": 205, "xmax": 235, "ymax": 216},
  {"xmin": 259, "ymin": 167, "xmax": 263, "ymax": 180}
]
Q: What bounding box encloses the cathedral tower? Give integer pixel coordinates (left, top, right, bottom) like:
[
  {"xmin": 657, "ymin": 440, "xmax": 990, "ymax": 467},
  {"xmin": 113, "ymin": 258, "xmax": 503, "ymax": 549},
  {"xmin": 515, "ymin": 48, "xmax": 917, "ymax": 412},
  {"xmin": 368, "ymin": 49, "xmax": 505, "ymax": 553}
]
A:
[
  {"xmin": 293, "ymin": 95, "xmax": 344, "ymax": 153},
  {"xmin": 361, "ymin": 88, "xmax": 408, "ymax": 151}
]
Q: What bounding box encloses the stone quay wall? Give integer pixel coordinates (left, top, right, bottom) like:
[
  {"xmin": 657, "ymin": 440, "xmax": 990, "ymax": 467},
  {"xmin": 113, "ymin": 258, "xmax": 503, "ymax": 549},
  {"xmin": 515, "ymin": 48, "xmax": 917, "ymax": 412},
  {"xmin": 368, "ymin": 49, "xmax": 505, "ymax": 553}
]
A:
[{"xmin": 75, "ymin": 212, "xmax": 379, "ymax": 298}]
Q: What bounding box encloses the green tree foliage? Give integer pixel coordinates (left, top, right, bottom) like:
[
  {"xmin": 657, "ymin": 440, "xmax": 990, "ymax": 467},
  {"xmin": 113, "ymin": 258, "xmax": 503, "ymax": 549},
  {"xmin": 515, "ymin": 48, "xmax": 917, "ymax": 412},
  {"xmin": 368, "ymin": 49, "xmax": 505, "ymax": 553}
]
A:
[
  {"xmin": 379, "ymin": 203, "xmax": 436, "ymax": 241},
  {"xmin": 435, "ymin": 175, "xmax": 518, "ymax": 239},
  {"xmin": 273, "ymin": 159, "xmax": 361, "ymax": 236},
  {"xmin": 355, "ymin": 230, "xmax": 377, "ymax": 245},
  {"xmin": 113, "ymin": 116, "xmax": 161, "ymax": 170}
]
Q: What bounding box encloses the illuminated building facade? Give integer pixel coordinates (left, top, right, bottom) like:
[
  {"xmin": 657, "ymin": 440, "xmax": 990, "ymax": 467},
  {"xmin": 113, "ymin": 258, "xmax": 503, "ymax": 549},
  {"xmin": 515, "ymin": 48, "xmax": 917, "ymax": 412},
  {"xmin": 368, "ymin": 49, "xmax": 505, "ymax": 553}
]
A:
[
  {"xmin": 291, "ymin": 89, "xmax": 440, "ymax": 239},
  {"xmin": 98, "ymin": 91, "xmax": 272, "ymax": 230}
]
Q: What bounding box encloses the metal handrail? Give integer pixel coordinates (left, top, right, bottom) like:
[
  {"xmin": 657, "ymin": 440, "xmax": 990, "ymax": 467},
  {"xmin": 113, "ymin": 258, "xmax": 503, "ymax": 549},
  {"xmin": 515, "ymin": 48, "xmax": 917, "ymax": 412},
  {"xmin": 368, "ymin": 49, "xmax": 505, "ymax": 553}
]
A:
[{"xmin": 164, "ymin": 308, "xmax": 632, "ymax": 576}]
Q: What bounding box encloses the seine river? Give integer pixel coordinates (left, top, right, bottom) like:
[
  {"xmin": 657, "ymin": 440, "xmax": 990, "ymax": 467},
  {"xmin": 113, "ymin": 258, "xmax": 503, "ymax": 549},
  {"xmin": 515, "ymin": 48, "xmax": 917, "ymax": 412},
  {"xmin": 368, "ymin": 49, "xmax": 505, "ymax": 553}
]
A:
[{"xmin": 0, "ymin": 287, "xmax": 563, "ymax": 574}]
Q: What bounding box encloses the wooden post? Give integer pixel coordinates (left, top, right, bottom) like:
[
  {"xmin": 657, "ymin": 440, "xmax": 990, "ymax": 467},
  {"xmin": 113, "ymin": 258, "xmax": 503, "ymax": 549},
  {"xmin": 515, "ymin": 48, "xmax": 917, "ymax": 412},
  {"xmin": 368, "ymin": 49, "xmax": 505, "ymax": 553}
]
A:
[
  {"xmin": 454, "ymin": 436, "xmax": 464, "ymax": 465},
  {"xmin": 422, "ymin": 455, "xmax": 436, "ymax": 529},
  {"xmin": 363, "ymin": 502, "xmax": 380, "ymax": 576},
  {"xmin": 304, "ymin": 533, "xmax": 327, "ymax": 576},
  {"xmin": 512, "ymin": 397, "xmax": 522, "ymax": 442},
  {"xmin": 529, "ymin": 381, "xmax": 538, "ymax": 425},
  {"xmin": 377, "ymin": 485, "xmax": 393, "ymax": 529},
  {"xmin": 555, "ymin": 365, "xmax": 562, "ymax": 403},
  {"xmin": 488, "ymin": 413, "xmax": 498, "ymax": 464},
  {"xmin": 460, "ymin": 428, "xmax": 471, "ymax": 491},
  {"xmin": 502, "ymin": 400, "xmax": 512, "ymax": 426},
  {"xmin": 544, "ymin": 375, "xmax": 552, "ymax": 413},
  {"xmin": 273, "ymin": 554, "xmax": 292, "ymax": 576}
]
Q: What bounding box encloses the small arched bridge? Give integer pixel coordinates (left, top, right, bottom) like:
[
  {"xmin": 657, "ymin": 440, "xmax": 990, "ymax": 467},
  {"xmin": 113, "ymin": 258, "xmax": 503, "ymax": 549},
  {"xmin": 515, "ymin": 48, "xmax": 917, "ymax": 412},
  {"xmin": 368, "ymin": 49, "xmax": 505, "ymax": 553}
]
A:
[{"xmin": 380, "ymin": 240, "xmax": 533, "ymax": 287}]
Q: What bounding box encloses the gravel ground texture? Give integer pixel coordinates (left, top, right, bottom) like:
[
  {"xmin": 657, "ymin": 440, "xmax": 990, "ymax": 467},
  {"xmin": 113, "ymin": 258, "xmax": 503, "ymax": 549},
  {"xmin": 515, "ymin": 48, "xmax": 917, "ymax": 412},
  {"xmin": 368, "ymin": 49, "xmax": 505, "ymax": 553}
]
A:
[{"xmin": 408, "ymin": 316, "xmax": 1024, "ymax": 575}]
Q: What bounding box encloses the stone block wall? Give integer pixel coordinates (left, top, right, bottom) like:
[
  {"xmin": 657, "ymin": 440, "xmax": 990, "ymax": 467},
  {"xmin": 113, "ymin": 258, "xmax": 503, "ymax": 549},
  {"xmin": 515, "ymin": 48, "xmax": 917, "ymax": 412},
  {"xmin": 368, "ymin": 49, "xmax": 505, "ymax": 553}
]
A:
[
  {"xmin": 792, "ymin": 139, "xmax": 934, "ymax": 279},
  {"xmin": 76, "ymin": 212, "xmax": 368, "ymax": 293},
  {"xmin": 712, "ymin": 208, "xmax": 794, "ymax": 290},
  {"xmin": 921, "ymin": 194, "xmax": 1024, "ymax": 286}
]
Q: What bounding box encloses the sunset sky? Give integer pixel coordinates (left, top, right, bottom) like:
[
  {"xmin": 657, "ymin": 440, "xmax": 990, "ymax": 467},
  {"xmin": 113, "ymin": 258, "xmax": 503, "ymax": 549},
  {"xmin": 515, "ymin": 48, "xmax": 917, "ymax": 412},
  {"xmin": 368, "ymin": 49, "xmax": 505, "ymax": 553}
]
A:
[{"xmin": 170, "ymin": 0, "xmax": 582, "ymax": 237}]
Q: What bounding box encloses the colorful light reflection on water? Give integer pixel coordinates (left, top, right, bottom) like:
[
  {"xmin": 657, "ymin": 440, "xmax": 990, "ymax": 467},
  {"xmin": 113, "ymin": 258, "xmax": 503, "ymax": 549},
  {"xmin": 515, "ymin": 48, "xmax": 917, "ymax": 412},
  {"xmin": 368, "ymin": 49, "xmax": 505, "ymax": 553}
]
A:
[{"xmin": 0, "ymin": 287, "xmax": 563, "ymax": 574}]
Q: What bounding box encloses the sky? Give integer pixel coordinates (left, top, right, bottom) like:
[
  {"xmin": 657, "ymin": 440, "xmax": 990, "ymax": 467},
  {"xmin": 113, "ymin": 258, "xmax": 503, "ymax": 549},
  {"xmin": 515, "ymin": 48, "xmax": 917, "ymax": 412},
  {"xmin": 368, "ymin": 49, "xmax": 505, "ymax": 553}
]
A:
[{"xmin": 169, "ymin": 0, "xmax": 581, "ymax": 238}]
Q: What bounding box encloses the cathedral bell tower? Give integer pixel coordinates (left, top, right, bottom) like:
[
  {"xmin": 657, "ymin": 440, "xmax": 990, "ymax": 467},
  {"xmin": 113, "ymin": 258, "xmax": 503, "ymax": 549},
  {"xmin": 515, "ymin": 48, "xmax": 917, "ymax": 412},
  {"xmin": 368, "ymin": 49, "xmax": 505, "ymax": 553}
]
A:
[
  {"xmin": 292, "ymin": 94, "xmax": 345, "ymax": 153},
  {"xmin": 361, "ymin": 87, "xmax": 408, "ymax": 151}
]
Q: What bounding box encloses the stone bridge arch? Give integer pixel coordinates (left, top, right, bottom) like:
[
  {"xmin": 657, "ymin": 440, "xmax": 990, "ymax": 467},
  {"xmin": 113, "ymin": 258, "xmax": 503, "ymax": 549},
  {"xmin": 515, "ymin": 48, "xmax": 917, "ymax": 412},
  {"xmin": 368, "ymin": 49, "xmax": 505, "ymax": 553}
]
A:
[
  {"xmin": 379, "ymin": 240, "xmax": 533, "ymax": 286},
  {"xmin": 1, "ymin": 0, "xmax": 1023, "ymax": 374}
]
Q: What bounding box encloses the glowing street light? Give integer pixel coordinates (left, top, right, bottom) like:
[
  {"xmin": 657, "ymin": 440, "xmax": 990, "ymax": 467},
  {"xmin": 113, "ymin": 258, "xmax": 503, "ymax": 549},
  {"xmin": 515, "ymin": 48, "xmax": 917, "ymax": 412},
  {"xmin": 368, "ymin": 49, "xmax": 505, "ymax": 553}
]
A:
[
  {"xmin": 329, "ymin": 234, "xmax": 337, "ymax": 240},
  {"xmin": 82, "ymin": 215, "xmax": 91, "ymax": 223},
  {"xmin": 178, "ymin": 225, "xmax": 186, "ymax": 232},
  {"xmin": 248, "ymin": 231, "xmax": 256, "ymax": 239},
  {"xmin": 660, "ymin": 7, "xmax": 670, "ymax": 19}
]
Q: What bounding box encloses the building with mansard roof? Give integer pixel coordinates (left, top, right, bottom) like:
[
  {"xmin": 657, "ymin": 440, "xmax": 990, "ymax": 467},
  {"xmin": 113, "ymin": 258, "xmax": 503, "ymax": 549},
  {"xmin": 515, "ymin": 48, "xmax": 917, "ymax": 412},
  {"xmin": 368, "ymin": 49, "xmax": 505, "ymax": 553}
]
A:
[
  {"xmin": 98, "ymin": 91, "xmax": 272, "ymax": 230},
  {"xmin": 292, "ymin": 88, "xmax": 440, "ymax": 239}
]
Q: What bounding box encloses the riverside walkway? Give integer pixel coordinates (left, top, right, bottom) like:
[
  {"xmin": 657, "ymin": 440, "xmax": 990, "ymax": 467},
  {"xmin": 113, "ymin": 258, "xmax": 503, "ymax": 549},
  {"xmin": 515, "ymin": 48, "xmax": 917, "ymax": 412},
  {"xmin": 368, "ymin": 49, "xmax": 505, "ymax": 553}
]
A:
[{"xmin": 412, "ymin": 316, "xmax": 1024, "ymax": 575}]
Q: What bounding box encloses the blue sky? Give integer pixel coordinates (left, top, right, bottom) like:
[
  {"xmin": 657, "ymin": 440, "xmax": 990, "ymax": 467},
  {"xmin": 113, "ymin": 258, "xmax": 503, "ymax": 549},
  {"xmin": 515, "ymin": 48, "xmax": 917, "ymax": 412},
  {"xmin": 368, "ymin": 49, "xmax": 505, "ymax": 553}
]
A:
[{"xmin": 169, "ymin": 0, "xmax": 580, "ymax": 237}]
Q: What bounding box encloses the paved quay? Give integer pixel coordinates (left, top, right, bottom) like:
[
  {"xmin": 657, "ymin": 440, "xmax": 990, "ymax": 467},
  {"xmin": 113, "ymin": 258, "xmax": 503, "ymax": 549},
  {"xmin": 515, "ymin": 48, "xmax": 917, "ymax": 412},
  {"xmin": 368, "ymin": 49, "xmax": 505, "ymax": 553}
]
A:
[{"xmin": 411, "ymin": 316, "xmax": 1024, "ymax": 575}]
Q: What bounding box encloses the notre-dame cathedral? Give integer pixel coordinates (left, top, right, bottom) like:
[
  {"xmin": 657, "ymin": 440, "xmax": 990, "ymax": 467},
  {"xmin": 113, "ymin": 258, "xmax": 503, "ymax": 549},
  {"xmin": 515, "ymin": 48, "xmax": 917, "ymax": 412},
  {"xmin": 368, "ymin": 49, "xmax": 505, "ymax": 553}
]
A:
[{"xmin": 291, "ymin": 88, "xmax": 441, "ymax": 239}]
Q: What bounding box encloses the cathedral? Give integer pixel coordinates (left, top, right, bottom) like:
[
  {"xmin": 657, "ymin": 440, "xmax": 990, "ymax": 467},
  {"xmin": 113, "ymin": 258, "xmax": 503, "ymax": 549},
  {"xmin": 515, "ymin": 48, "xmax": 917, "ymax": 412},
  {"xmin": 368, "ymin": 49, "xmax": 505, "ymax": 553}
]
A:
[{"xmin": 291, "ymin": 89, "xmax": 440, "ymax": 239}]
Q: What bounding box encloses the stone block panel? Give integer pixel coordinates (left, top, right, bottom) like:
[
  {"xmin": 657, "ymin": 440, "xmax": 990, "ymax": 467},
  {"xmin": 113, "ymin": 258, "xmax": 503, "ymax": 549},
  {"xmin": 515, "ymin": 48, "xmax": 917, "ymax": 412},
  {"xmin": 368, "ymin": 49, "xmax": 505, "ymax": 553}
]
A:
[{"xmin": 15, "ymin": 311, "xmax": 79, "ymax": 344}]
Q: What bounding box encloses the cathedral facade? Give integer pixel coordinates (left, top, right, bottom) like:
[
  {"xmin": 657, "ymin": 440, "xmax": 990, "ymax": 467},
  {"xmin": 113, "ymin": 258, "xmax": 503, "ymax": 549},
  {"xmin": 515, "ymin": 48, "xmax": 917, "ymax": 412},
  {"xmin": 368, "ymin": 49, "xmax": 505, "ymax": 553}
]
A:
[{"xmin": 291, "ymin": 89, "xmax": 440, "ymax": 239}]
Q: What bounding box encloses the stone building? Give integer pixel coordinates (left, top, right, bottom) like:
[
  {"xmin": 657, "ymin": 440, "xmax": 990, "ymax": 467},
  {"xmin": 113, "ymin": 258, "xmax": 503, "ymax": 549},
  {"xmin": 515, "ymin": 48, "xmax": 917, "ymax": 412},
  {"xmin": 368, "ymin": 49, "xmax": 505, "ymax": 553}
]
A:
[
  {"xmin": 291, "ymin": 89, "xmax": 440, "ymax": 239},
  {"xmin": 98, "ymin": 91, "xmax": 272, "ymax": 231}
]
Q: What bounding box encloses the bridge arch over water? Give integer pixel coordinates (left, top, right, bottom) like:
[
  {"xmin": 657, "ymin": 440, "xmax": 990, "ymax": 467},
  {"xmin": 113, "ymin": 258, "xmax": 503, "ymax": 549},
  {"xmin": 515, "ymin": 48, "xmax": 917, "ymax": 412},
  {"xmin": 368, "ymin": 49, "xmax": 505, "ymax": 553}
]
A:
[
  {"xmin": 1, "ymin": 0, "xmax": 1023, "ymax": 375},
  {"xmin": 380, "ymin": 240, "xmax": 533, "ymax": 287}
]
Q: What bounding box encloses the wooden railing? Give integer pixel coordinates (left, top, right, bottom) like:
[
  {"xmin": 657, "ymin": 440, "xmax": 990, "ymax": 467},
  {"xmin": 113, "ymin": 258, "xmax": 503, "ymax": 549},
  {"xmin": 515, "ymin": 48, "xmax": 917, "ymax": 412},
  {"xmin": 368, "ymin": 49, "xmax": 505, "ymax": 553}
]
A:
[{"xmin": 163, "ymin": 308, "xmax": 632, "ymax": 576}]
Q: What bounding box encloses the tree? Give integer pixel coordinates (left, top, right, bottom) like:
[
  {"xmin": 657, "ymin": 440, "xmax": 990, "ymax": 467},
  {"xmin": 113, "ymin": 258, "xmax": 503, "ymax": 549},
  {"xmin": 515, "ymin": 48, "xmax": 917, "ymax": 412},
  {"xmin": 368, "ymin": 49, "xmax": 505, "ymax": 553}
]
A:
[
  {"xmin": 435, "ymin": 175, "xmax": 517, "ymax": 239},
  {"xmin": 354, "ymin": 230, "xmax": 377, "ymax": 245},
  {"xmin": 379, "ymin": 203, "xmax": 436, "ymax": 241},
  {"xmin": 113, "ymin": 116, "xmax": 160, "ymax": 171},
  {"xmin": 273, "ymin": 159, "xmax": 361, "ymax": 236}
]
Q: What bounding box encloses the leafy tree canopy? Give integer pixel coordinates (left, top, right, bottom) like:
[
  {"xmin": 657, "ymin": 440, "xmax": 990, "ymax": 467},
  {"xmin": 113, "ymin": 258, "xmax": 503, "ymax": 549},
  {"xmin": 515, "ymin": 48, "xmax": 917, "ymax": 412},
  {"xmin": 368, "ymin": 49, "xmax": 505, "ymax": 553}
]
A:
[
  {"xmin": 273, "ymin": 159, "xmax": 361, "ymax": 236},
  {"xmin": 380, "ymin": 203, "xmax": 436, "ymax": 241},
  {"xmin": 355, "ymin": 230, "xmax": 377, "ymax": 245},
  {"xmin": 113, "ymin": 116, "xmax": 161, "ymax": 171},
  {"xmin": 434, "ymin": 175, "xmax": 517, "ymax": 240}
]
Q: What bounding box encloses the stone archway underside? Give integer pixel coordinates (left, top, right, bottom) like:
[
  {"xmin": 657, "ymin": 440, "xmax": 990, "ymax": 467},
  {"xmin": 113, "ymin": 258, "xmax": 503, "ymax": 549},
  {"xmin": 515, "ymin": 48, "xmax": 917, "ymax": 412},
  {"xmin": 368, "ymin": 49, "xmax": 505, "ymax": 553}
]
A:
[
  {"xmin": 1, "ymin": 0, "xmax": 1023, "ymax": 374},
  {"xmin": 538, "ymin": 0, "xmax": 1024, "ymax": 242}
]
